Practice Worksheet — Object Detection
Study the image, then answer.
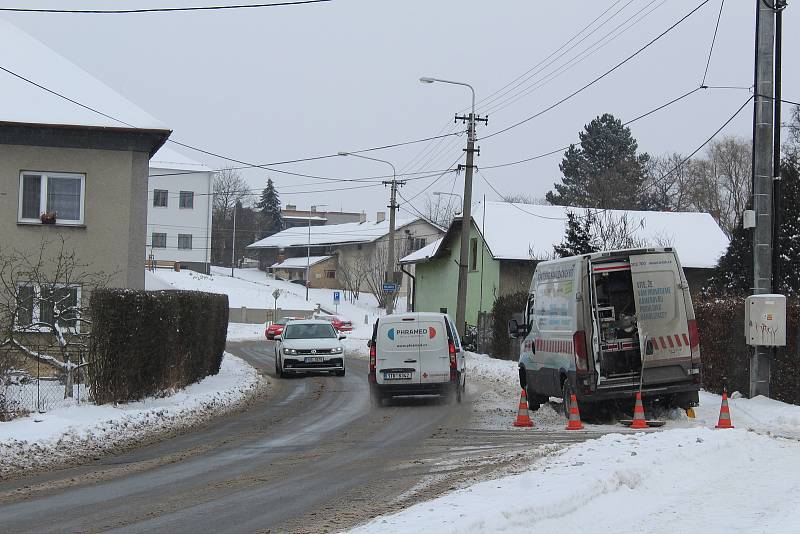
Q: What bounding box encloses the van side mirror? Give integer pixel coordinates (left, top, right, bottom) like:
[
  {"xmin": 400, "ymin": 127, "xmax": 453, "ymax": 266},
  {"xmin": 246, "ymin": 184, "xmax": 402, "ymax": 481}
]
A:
[
  {"xmin": 274, "ymin": 334, "xmax": 282, "ymax": 341},
  {"xmin": 366, "ymin": 339, "xmax": 373, "ymax": 348},
  {"xmin": 508, "ymin": 313, "xmax": 529, "ymax": 338}
]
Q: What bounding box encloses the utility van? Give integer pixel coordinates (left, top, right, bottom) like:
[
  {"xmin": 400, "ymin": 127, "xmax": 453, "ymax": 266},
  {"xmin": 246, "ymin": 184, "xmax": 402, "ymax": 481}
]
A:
[
  {"xmin": 368, "ymin": 312, "xmax": 466, "ymax": 405},
  {"xmin": 509, "ymin": 248, "xmax": 701, "ymax": 416}
]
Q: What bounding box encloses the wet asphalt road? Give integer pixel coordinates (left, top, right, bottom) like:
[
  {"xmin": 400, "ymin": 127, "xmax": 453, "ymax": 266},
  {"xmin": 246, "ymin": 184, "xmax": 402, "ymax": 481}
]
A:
[{"xmin": 0, "ymin": 340, "xmax": 478, "ymax": 534}]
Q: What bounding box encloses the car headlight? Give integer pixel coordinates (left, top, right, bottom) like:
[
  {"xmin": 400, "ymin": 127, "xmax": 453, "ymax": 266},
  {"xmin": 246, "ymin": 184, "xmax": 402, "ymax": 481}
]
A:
[
  {"xmin": 331, "ymin": 346, "xmax": 343, "ymax": 354},
  {"xmin": 283, "ymin": 348, "xmax": 297, "ymax": 355}
]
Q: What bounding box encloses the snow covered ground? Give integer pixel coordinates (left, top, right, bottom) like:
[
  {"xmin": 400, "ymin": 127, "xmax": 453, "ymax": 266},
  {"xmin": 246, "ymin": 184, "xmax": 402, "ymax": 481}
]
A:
[
  {"xmin": 0, "ymin": 353, "xmax": 263, "ymax": 477},
  {"xmin": 347, "ymin": 353, "xmax": 800, "ymax": 534}
]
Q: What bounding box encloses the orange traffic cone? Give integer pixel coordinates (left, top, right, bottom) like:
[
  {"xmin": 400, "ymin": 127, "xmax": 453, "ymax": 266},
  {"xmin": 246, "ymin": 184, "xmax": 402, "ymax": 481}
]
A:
[
  {"xmin": 630, "ymin": 391, "xmax": 648, "ymax": 429},
  {"xmin": 565, "ymin": 393, "xmax": 584, "ymax": 430},
  {"xmin": 513, "ymin": 389, "xmax": 534, "ymax": 427},
  {"xmin": 715, "ymin": 389, "xmax": 735, "ymax": 429}
]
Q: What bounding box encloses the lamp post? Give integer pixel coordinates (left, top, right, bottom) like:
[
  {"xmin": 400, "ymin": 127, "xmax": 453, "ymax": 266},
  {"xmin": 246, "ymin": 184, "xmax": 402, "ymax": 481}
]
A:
[
  {"xmin": 338, "ymin": 152, "xmax": 402, "ymax": 314},
  {"xmin": 420, "ymin": 76, "xmax": 485, "ymax": 336}
]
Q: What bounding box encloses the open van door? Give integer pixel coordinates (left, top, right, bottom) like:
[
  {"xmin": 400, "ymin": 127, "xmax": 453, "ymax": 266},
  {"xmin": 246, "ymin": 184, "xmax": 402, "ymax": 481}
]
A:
[{"xmin": 630, "ymin": 253, "xmax": 692, "ymax": 371}]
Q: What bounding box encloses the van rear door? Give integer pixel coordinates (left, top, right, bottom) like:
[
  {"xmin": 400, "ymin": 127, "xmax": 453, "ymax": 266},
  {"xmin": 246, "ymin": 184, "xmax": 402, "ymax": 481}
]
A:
[
  {"xmin": 376, "ymin": 316, "xmax": 421, "ymax": 385},
  {"xmin": 417, "ymin": 315, "xmax": 450, "ymax": 384},
  {"xmin": 630, "ymin": 253, "xmax": 692, "ymax": 369}
]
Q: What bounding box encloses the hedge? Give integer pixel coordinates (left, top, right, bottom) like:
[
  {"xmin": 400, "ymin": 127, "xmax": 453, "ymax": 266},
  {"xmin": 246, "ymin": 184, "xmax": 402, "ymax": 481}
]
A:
[
  {"xmin": 88, "ymin": 289, "xmax": 229, "ymax": 404},
  {"xmin": 490, "ymin": 292, "xmax": 527, "ymax": 360},
  {"xmin": 695, "ymin": 297, "xmax": 800, "ymax": 404}
]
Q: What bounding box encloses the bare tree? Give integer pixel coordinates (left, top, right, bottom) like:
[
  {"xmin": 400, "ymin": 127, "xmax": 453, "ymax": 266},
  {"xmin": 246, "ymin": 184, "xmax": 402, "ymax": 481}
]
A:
[
  {"xmin": 645, "ymin": 152, "xmax": 700, "ymax": 211},
  {"xmin": 212, "ymin": 167, "xmax": 251, "ymax": 264},
  {"xmin": 0, "ymin": 238, "xmax": 110, "ymax": 398},
  {"xmin": 786, "ymin": 105, "xmax": 800, "ymax": 160},
  {"xmin": 337, "ymin": 257, "xmax": 367, "ymax": 301},
  {"xmin": 362, "ymin": 242, "xmax": 405, "ymax": 309},
  {"xmin": 591, "ymin": 210, "xmax": 650, "ymax": 250},
  {"xmin": 423, "ymin": 195, "xmax": 460, "ymax": 229}
]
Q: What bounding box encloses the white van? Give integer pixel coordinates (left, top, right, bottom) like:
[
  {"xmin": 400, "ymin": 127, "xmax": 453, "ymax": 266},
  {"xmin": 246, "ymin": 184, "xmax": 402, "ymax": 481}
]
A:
[
  {"xmin": 509, "ymin": 248, "xmax": 701, "ymax": 416},
  {"xmin": 368, "ymin": 312, "xmax": 466, "ymax": 405}
]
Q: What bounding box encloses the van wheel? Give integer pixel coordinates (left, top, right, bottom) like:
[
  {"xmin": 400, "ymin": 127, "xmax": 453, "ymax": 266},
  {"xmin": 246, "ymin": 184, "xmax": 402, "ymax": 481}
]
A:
[
  {"xmin": 525, "ymin": 385, "xmax": 541, "ymax": 411},
  {"xmin": 561, "ymin": 379, "xmax": 574, "ymax": 419},
  {"xmin": 370, "ymin": 387, "xmax": 384, "ymax": 408},
  {"xmin": 456, "ymin": 375, "xmax": 463, "ymax": 403}
]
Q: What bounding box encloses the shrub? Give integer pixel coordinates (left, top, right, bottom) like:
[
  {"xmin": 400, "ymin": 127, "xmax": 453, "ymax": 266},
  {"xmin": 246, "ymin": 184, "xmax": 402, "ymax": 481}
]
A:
[
  {"xmin": 695, "ymin": 297, "xmax": 800, "ymax": 404},
  {"xmin": 490, "ymin": 292, "xmax": 527, "ymax": 360},
  {"xmin": 88, "ymin": 289, "xmax": 229, "ymax": 404}
]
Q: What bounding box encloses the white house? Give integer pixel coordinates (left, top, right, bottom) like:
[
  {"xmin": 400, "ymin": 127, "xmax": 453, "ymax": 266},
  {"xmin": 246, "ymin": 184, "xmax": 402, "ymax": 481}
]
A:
[{"xmin": 147, "ymin": 146, "xmax": 214, "ymax": 274}]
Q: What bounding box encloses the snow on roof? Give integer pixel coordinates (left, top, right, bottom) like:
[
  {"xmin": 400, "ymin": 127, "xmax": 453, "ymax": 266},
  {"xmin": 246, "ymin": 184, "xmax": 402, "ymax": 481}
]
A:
[
  {"xmin": 404, "ymin": 202, "xmax": 729, "ymax": 269},
  {"xmin": 247, "ymin": 218, "xmax": 418, "ymax": 249},
  {"xmin": 0, "ymin": 18, "xmax": 167, "ymax": 131},
  {"xmin": 283, "ymin": 215, "xmax": 328, "ymax": 221},
  {"xmin": 149, "ymin": 145, "xmax": 212, "ymax": 173},
  {"xmin": 400, "ymin": 238, "xmax": 443, "ymax": 264},
  {"xmin": 271, "ymin": 256, "xmax": 332, "ymax": 269}
]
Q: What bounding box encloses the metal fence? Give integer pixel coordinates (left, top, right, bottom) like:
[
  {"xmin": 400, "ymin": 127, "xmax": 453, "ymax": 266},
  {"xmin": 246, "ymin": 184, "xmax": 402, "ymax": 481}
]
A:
[{"xmin": 1, "ymin": 348, "xmax": 91, "ymax": 421}]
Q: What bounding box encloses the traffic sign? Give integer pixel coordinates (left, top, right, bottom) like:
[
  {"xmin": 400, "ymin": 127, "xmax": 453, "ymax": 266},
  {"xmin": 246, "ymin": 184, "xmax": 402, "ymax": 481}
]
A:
[
  {"xmin": 333, "ymin": 291, "xmax": 341, "ymax": 303},
  {"xmin": 383, "ymin": 283, "xmax": 397, "ymax": 292}
]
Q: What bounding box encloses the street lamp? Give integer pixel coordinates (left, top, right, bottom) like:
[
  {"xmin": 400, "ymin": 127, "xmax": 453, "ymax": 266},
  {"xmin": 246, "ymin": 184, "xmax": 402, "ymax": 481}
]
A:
[
  {"xmin": 432, "ymin": 191, "xmax": 463, "ymax": 216},
  {"xmin": 338, "ymin": 152, "xmax": 401, "ymax": 315},
  {"xmin": 420, "ymin": 75, "xmax": 481, "ymax": 336}
]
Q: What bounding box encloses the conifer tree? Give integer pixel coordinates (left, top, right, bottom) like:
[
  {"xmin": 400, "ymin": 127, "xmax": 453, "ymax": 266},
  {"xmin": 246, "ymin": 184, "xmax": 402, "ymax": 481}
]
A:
[
  {"xmin": 255, "ymin": 179, "xmax": 283, "ymax": 238},
  {"xmin": 553, "ymin": 210, "xmax": 597, "ymax": 258}
]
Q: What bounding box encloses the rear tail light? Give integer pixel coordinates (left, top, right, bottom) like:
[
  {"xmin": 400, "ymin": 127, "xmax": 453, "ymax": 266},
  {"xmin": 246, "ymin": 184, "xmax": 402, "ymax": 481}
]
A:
[
  {"xmin": 573, "ymin": 330, "xmax": 588, "ymax": 373},
  {"xmin": 688, "ymin": 319, "xmax": 700, "ymax": 357},
  {"xmin": 369, "ymin": 341, "xmax": 377, "ymax": 382},
  {"xmin": 448, "ymin": 340, "xmax": 457, "ymax": 369}
]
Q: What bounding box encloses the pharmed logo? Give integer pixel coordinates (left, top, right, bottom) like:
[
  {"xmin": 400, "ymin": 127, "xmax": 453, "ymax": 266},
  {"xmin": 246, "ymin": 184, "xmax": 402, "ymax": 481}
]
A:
[
  {"xmin": 387, "ymin": 328, "xmax": 395, "ymax": 340},
  {"xmin": 428, "ymin": 326, "xmax": 437, "ymax": 339}
]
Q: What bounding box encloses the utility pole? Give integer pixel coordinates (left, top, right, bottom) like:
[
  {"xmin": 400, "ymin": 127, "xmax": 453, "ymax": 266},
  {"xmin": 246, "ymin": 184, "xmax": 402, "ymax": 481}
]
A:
[
  {"xmin": 419, "ymin": 76, "xmax": 487, "ymax": 337},
  {"xmin": 750, "ymin": 0, "xmax": 776, "ymax": 398},
  {"xmin": 384, "ymin": 176, "xmax": 405, "ymax": 315},
  {"xmin": 230, "ymin": 203, "xmax": 237, "ymax": 278}
]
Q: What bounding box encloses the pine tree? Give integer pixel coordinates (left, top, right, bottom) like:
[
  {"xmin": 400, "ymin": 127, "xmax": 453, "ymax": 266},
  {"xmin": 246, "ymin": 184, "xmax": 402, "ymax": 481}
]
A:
[
  {"xmin": 553, "ymin": 210, "xmax": 597, "ymax": 258},
  {"xmin": 255, "ymin": 179, "xmax": 283, "ymax": 238},
  {"xmin": 546, "ymin": 113, "xmax": 651, "ymax": 209},
  {"xmin": 708, "ymin": 158, "xmax": 800, "ymax": 295}
]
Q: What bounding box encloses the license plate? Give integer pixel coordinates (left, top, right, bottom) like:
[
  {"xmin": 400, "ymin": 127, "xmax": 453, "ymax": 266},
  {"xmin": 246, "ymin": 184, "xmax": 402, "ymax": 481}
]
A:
[
  {"xmin": 384, "ymin": 372, "xmax": 412, "ymax": 380},
  {"xmin": 305, "ymin": 356, "xmax": 324, "ymax": 363}
]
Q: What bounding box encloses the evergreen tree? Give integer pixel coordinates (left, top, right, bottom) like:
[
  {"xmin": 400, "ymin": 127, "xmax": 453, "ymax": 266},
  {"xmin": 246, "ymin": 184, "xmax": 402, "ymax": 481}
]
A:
[
  {"xmin": 255, "ymin": 179, "xmax": 283, "ymax": 238},
  {"xmin": 546, "ymin": 113, "xmax": 651, "ymax": 209},
  {"xmin": 708, "ymin": 158, "xmax": 800, "ymax": 296},
  {"xmin": 553, "ymin": 210, "xmax": 597, "ymax": 258}
]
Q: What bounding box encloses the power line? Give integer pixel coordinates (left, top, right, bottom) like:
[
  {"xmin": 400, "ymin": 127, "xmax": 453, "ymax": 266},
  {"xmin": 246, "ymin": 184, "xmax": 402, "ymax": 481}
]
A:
[
  {"xmin": 701, "ymin": 0, "xmax": 726, "ymax": 86},
  {"xmin": 400, "ymin": 153, "xmax": 465, "ymax": 204},
  {"xmin": 0, "ymin": 1, "xmax": 332, "ymax": 14},
  {"xmin": 480, "ymin": 0, "xmax": 713, "ymax": 141},
  {"xmin": 477, "ymin": 170, "xmax": 567, "ymax": 221}
]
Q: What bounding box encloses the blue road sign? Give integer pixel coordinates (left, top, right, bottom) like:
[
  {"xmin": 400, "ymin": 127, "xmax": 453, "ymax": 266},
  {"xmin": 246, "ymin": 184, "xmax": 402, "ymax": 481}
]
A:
[
  {"xmin": 382, "ymin": 283, "xmax": 397, "ymax": 292},
  {"xmin": 333, "ymin": 291, "xmax": 341, "ymax": 303}
]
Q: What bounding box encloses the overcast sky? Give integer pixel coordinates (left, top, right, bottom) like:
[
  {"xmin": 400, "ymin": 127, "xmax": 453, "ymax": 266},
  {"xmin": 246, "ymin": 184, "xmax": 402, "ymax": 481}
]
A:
[{"xmin": 4, "ymin": 0, "xmax": 798, "ymax": 220}]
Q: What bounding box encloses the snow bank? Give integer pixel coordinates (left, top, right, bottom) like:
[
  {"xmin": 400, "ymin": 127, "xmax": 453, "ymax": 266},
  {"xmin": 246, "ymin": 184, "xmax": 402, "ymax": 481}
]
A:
[
  {"xmin": 347, "ymin": 427, "xmax": 800, "ymax": 534},
  {"xmin": 227, "ymin": 322, "xmax": 266, "ymax": 341},
  {"xmin": 0, "ymin": 353, "xmax": 262, "ymax": 477}
]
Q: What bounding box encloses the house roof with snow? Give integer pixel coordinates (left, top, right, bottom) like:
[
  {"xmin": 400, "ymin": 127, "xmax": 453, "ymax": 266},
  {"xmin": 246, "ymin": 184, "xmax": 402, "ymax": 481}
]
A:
[
  {"xmin": 271, "ymin": 256, "xmax": 332, "ymax": 269},
  {"xmin": 149, "ymin": 146, "xmax": 213, "ymax": 173},
  {"xmin": 247, "ymin": 217, "xmax": 426, "ymax": 249},
  {"xmin": 0, "ymin": 18, "xmax": 168, "ymax": 133},
  {"xmin": 400, "ymin": 202, "xmax": 729, "ymax": 269}
]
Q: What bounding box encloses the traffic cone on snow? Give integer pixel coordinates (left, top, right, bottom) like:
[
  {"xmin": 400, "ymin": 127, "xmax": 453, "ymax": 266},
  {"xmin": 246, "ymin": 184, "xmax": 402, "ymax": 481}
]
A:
[
  {"xmin": 565, "ymin": 394, "xmax": 584, "ymax": 430},
  {"xmin": 715, "ymin": 389, "xmax": 734, "ymax": 429},
  {"xmin": 630, "ymin": 391, "xmax": 648, "ymax": 429},
  {"xmin": 512, "ymin": 389, "xmax": 534, "ymax": 427}
]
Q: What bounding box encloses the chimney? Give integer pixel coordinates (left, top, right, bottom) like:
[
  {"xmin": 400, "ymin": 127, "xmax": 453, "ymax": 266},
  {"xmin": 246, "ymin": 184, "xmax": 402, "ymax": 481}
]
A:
[
  {"xmin": 377, "ymin": 211, "xmax": 386, "ymax": 223},
  {"xmin": 359, "ymin": 212, "xmax": 367, "ymax": 223},
  {"xmin": 285, "ymin": 204, "xmax": 296, "ymax": 211},
  {"xmin": 311, "ymin": 205, "xmax": 317, "ymax": 212}
]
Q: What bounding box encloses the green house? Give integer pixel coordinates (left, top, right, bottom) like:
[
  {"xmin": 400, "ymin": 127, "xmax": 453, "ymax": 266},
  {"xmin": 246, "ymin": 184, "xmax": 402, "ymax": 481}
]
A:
[{"xmin": 399, "ymin": 201, "xmax": 730, "ymax": 328}]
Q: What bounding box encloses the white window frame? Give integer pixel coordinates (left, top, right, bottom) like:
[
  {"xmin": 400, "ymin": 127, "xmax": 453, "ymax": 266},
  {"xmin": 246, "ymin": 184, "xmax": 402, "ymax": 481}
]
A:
[
  {"xmin": 153, "ymin": 189, "xmax": 169, "ymax": 208},
  {"xmin": 179, "ymin": 191, "xmax": 194, "ymax": 209},
  {"xmin": 15, "ymin": 283, "xmax": 82, "ymax": 333},
  {"xmin": 177, "ymin": 233, "xmax": 193, "ymax": 250},
  {"xmin": 18, "ymin": 171, "xmax": 86, "ymax": 225}
]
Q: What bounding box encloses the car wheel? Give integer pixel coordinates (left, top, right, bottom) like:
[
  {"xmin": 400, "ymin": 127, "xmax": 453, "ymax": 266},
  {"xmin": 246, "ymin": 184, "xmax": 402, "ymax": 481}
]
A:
[
  {"xmin": 276, "ymin": 354, "xmax": 286, "ymax": 378},
  {"xmin": 335, "ymin": 368, "xmax": 346, "ymax": 377}
]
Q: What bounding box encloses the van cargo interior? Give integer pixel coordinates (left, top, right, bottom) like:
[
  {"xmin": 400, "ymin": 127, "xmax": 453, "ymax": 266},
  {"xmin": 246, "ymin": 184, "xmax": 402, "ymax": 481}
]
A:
[{"xmin": 591, "ymin": 259, "xmax": 641, "ymax": 379}]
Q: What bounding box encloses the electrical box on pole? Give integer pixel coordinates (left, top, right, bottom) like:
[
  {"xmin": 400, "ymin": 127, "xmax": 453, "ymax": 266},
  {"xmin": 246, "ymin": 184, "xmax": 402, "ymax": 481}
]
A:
[{"xmin": 745, "ymin": 294, "xmax": 786, "ymax": 346}]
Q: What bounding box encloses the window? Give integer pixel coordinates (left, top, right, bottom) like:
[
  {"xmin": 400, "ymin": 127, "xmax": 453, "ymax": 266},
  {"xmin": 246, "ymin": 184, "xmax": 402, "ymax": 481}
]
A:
[
  {"xmin": 439, "ymin": 307, "xmax": 448, "ymax": 314},
  {"xmin": 409, "ymin": 237, "xmax": 427, "ymax": 252},
  {"xmin": 325, "ymin": 270, "xmax": 336, "ymax": 279},
  {"xmin": 469, "ymin": 237, "xmax": 478, "ymax": 271},
  {"xmin": 178, "ymin": 234, "xmax": 193, "ymax": 250},
  {"xmin": 18, "ymin": 172, "xmax": 85, "ymax": 225},
  {"xmin": 152, "ymin": 232, "xmax": 167, "ymax": 248},
  {"xmin": 16, "ymin": 284, "xmax": 80, "ymax": 331},
  {"xmin": 179, "ymin": 191, "xmax": 194, "ymax": 209},
  {"xmin": 153, "ymin": 189, "xmax": 168, "ymax": 208}
]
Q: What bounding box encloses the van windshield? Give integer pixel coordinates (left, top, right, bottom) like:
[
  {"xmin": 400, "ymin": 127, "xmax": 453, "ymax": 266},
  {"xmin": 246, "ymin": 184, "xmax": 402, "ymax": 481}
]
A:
[{"xmin": 284, "ymin": 323, "xmax": 336, "ymax": 339}]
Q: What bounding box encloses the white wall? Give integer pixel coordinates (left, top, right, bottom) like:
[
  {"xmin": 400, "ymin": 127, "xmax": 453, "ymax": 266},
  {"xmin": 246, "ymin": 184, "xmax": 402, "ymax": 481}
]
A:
[{"xmin": 147, "ymin": 165, "xmax": 214, "ymax": 267}]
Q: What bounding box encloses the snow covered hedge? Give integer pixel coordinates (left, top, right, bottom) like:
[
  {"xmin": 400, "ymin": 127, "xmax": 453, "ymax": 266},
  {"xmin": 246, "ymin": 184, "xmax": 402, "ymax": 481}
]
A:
[
  {"xmin": 696, "ymin": 297, "xmax": 800, "ymax": 404},
  {"xmin": 88, "ymin": 289, "xmax": 229, "ymax": 403}
]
